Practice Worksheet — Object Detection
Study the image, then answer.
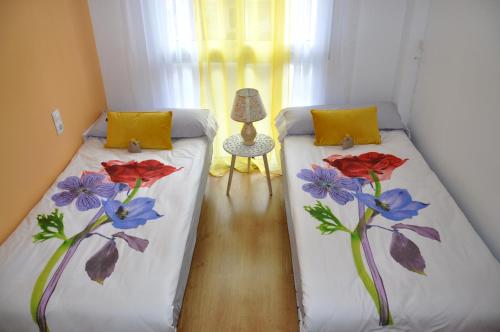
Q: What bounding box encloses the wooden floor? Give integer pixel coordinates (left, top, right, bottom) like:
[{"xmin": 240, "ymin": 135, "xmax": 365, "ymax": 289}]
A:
[{"xmin": 178, "ymin": 172, "xmax": 298, "ymax": 332}]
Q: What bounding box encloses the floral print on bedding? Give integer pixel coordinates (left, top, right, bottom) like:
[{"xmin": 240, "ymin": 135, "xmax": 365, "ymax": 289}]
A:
[
  {"xmin": 31, "ymin": 160, "xmax": 181, "ymax": 332},
  {"xmin": 297, "ymin": 152, "xmax": 440, "ymax": 326}
]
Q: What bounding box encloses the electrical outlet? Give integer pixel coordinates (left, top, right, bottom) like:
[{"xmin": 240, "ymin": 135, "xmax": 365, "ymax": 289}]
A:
[{"xmin": 51, "ymin": 109, "xmax": 64, "ymax": 135}]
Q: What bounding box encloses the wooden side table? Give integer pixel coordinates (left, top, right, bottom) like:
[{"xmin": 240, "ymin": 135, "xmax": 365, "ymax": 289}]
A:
[{"xmin": 223, "ymin": 134, "xmax": 275, "ymax": 196}]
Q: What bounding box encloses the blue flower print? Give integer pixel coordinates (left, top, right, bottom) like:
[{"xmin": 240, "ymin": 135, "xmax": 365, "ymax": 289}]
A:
[
  {"xmin": 104, "ymin": 197, "xmax": 162, "ymax": 229},
  {"xmin": 356, "ymin": 188, "xmax": 429, "ymax": 221}
]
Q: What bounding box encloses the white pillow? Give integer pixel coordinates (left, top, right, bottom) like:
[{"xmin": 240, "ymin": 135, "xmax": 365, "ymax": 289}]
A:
[
  {"xmin": 84, "ymin": 108, "xmax": 218, "ymax": 141},
  {"xmin": 275, "ymin": 101, "xmax": 407, "ymax": 141}
]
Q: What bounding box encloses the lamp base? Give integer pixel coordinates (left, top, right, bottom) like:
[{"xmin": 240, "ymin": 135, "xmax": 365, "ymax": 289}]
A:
[{"xmin": 241, "ymin": 122, "xmax": 257, "ymax": 145}]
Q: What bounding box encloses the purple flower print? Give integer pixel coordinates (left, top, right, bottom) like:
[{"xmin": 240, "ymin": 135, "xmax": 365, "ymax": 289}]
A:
[
  {"xmin": 103, "ymin": 197, "xmax": 162, "ymax": 229},
  {"xmin": 51, "ymin": 173, "xmax": 116, "ymax": 211},
  {"xmin": 356, "ymin": 188, "xmax": 429, "ymax": 221},
  {"xmin": 297, "ymin": 167, "xmax": 360, "ymax": 205}
]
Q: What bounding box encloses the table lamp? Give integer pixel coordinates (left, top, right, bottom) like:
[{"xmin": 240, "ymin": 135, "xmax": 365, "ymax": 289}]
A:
[{"xmin": 231, "ymin": 88, "xmax": 267, "ymax": 145}]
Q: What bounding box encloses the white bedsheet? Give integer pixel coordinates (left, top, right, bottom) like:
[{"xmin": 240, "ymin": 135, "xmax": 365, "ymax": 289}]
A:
[
  {"xmin": 283, "ymin": 131, "xmax": 500, "ymax": 331},
  {"xmin": 0, "ymin": 137, "xmax": 210, "ymax": 332}
]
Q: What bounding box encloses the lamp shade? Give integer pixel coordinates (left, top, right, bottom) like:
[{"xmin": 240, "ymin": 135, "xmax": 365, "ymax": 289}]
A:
[{"xmin": 231, "ymin": 88, "xmax": 266, "ymax": 123}]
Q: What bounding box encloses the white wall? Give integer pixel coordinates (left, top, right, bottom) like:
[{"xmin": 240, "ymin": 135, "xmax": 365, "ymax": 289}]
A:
[
  {"xmin": 411, "ymin": 0, "xmax": 500, "ymax": 259},
  {"xmin": 328, "ymin": 0, "xmax": 413, "ymax": 109},
  {"xmin": 350, "ymin": 0, "xmax": 407, "ymax": 103},
  {"xmin": 393, "ymin": 0, "xmax": 431, "ymax": 124}
]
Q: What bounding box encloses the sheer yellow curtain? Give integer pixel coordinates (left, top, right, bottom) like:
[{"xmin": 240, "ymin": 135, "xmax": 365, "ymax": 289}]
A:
[{"xmin": 194, "ymin": 0, "xmax": 289, "ymax": 176}]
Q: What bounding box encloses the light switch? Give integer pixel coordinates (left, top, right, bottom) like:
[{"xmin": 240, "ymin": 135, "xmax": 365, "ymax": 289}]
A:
[{"xmin": 51, "ymin": 109, "xmax": 64, "ymax": 135}]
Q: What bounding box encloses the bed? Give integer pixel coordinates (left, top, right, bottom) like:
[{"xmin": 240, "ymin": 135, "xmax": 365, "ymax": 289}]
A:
[
  {"xmin": 277, "ymin": 103, "xmax": 500, "ymax": 331},
  {"xmin": 0, "ymin": 109, "xmax": 216, "ymax": 332}
]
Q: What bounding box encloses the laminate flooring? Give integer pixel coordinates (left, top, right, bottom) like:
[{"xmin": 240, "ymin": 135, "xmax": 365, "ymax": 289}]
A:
[{"xmin": 178, "ymin": 172, "xmax": 298, "ymax": 332}]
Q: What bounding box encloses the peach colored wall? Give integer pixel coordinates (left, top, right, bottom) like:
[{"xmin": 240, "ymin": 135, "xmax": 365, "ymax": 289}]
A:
[{"xmin": 0, "ymin": 0, "xmax": 106, "ymax": 243}]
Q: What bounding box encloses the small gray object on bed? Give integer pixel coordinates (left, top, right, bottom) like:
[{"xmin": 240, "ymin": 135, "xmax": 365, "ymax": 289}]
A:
[
  {"xmin": 128, "ymin": 139, "xmax": 141, "ymax": 153},
  {"xmin": 275, "ymin": 101, "xmax": 409, "ymax": 141},
  {"xmin": 341, "ymin": 135, "xmax": 354, "ymax": 150}
]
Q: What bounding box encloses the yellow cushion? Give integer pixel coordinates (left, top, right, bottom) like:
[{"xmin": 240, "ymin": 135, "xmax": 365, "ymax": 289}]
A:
[
  {"xmin": 311, "ymin": 106, "xmax": 381, "ymax": 146},
  {"xmin": 105, "ymin": 111, "xmax": 173, "ymax": 150}
]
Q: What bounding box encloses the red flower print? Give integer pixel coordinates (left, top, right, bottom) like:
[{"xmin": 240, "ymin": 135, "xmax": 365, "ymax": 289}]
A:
[
  {"xmin": 323, "ymin": 152, "xmax": 407, "ymax": 181},
  {"xmin": 101, "ymin": 160, "xmax": 181, "ymax": 188}
]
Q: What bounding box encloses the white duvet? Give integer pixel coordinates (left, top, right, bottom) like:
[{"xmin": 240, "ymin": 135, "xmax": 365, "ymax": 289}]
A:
[
  {"xmin": 283, "ymin": 131, "xmax": 500, "ymax": 332},
  {"xmin": 0, "ymin": 137, "xmax": 209, "ymax": 332}
]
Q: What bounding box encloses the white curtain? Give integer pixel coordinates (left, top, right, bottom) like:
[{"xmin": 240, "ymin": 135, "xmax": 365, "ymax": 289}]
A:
[
  {"xmin": 89, "ymin": 0, "xmax": 350, "ymax": 111},
  {"xmin": 88, "ymin": 0, "xmax": 199, "ymax": 109},
  {"xmin": 285, "ymin": 0, "xmax": 335, "ymax": 106}
]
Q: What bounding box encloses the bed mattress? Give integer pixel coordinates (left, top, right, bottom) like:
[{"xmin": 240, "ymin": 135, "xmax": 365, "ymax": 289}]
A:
[
  {"xmin": 282, "ymin": 131, "xmax": 500, "ymax": 331},
  {"xmin": 0, "ymin": 137, "xmax": 211, "ymax": 332}
]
